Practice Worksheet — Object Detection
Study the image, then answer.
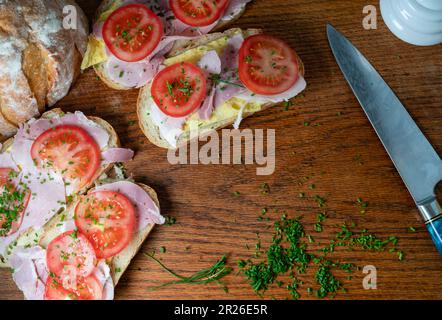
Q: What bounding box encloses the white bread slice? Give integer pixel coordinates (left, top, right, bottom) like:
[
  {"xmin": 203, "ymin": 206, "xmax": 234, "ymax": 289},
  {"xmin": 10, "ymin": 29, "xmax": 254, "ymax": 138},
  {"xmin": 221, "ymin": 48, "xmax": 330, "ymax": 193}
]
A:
[
  {"xmin": 91, "ymin": 0, "xmax": 250, "ymax": 90},
  {"xmin": 0, "ymin": 108, "xmax": 122, "ymax": 267},
  {"xmin": 137, "ymin": 28, "xmax": 306, "ymax": 149},
  {"xmin": 37, "ymin": 182, "xmax": 158, "ymax": 286}
]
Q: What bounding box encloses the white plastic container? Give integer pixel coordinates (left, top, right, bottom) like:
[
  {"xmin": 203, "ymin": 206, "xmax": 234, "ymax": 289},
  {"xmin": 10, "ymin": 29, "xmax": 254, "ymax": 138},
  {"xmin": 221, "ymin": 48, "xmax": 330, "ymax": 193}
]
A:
[{"xmin": 380, "ymin": 0, "xmax": 442, "ymax": 46}]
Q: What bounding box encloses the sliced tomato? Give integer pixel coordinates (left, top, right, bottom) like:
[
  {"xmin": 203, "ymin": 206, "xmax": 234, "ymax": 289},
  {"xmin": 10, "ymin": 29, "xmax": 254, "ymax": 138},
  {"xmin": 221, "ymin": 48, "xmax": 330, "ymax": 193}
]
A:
[
  {"xmin": 0, "ymin": 168, "xmax": 30, "ymax": 236},
  {"xmin": 44, "ymin": 275, "xmax": 103, "ymax": 300},
  {"xmin": 152, "ymin": 62, "xmax": 207, "ymax": 118},
  {"xmin": 103, "ymin": 4, "xmax": 164, "ymax": 62},
  {"xmin": 170, "ymin": 0, "xmax": 230, "ymax": 27},
  {"xmin": 238, "ymin": 34, "xmax": 300, "ymax": 96},
  {"xmin": 74, "ymin": 191, "xmax": 135, "ymax": 259},
  {"xmin": 46, "ymin": 231, "xmax": 96, "ymax": 279},
  {"xmin": 31, "ymin": 125, "xmax": 101, "ymax": 192}
]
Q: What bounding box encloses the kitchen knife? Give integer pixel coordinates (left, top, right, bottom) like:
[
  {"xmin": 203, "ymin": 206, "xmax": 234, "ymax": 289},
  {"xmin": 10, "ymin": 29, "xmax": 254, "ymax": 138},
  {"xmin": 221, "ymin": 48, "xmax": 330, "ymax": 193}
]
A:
[{"xmin": 327, "ymin": 23, "xmax": 442, "ymax": 256}]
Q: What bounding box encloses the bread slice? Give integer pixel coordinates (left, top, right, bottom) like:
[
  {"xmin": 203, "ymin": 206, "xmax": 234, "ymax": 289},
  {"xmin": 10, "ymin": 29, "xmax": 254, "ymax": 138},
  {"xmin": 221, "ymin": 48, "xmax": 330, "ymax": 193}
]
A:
[
  {"xmin": 137, "ymin": 28, "xmax": 306, "ymax": 149},
  {"xmin": 0, "ymin": 108, "xmax": 122, "ymax": 267},
  {"xmin": 90, "ymin": 0, "xmax": 251, "ymax": 90},
  {"xmin": 37, "ymin": 182, "xmax": 158, "ymax": 286}
]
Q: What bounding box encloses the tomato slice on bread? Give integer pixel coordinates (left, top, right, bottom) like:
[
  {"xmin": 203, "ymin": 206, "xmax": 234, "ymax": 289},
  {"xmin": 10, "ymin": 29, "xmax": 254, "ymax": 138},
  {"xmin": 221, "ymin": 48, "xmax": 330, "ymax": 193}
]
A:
[
  {"xmin": 45, "ymin": 275, "xmax": 103, "ymax": 300},
  {"xmin": 31, "ymin": 125, "xmax": 101, "ymax": 192},
  {"xmin": 152, "ymin": 62, "xmax": 207, "ymax": 118},
  {"xmin": 46, "ymin": 231, "xmax": 96, "ymax": 279},
  {"xmin": 103, "ymin": 4, "xmax": 164, "ymax": 62},
  {"xmin": 0, "ymin": 168, "xmax": 30, "ymax": 237},
  {"xmin": 170, "ymin": 0, "xmax": 230, "ymax": 27},
  {"xmin": 75, "ymin": 191, "xmax": 136, "ymax": 259},
  {"xmin": 239, "ymin": 34, "xmax": 300, "ymax": 96}
]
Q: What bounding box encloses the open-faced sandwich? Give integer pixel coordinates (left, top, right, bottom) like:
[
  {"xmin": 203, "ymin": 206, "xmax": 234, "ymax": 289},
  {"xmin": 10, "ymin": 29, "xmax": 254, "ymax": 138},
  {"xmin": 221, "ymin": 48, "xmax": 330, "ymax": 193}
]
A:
[
  {"xmin": 0, "ymin": 0, "xmax": 89, "ymax": 140},
  {"xmin": 0, "ymin": 109, "xmax": 164, "ymax": 300},
  {"xmin": 137, "ymin": 28, "xmax": 306, "ymax": 149},
  {"xmin": 81, "ymin": 0, "xmax": 252, "ymax": 90}
]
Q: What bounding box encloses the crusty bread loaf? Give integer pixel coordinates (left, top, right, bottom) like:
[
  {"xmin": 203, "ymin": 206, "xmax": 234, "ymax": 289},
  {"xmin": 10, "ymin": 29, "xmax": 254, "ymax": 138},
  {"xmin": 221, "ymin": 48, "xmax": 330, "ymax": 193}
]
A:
[
  {"xmin": 37, "ymin": 182, "xmax": 158, "ymax": 286},
  {"xmin": 0, "ymin": 108, "xmax": 122, "ymax": 267},
  {"xmin": 91, "ymin": 0, "xmax": 251, "ymax": 90},
  {"xmin": 137, "ymin": 28, "xmax": 306, "ymax": 149},
  {"xmin": 0, "ymin": 0, "xmax": 88, "ymax": 140}
]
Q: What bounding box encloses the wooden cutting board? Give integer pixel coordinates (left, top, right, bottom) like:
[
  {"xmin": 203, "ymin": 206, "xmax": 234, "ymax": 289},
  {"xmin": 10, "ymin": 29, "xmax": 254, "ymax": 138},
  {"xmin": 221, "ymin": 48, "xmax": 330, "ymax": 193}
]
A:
[{"xmin": 1, "ymin": 0, "xmax": 442, "ymax": 300}]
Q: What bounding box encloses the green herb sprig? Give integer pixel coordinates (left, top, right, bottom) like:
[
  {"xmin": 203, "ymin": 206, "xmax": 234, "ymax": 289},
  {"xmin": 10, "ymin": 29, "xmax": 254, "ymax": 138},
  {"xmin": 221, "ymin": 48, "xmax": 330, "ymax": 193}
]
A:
[{"xmin": 145, "ymin": 253, "xmax": 232, "ymax": 291}]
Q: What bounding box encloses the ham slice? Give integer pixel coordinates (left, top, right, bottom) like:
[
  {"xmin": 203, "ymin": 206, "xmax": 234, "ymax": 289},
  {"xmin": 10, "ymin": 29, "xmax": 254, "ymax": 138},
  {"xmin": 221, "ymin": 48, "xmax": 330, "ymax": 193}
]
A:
[
  {"xmin": 94, "ymin": 180, "xmax": 164, "ymax": 229},
  {"xmin": 94, "ymin": 260, "xmax": 114, "ymax": 300},
  {"xmin": 102, "ymin": 148, "xmax": 135, "ymax": 164},
  {"xmin": 197, "ymin": 51, "xmax": 222, "ymax": 119},
  {"xmin": 0, "ymin": 169, "xmax": 66, "ymax": 256},
  {"xmin": 0, "ymin": 146, "xmax": 18, "ymax": 170},
  {"xmin": 10, "ymin": 246, "xmax": 48, "ymax": 300},
  {"xmin": 10, "ymin": 246, "xmax": 114, "ymax": 300}
]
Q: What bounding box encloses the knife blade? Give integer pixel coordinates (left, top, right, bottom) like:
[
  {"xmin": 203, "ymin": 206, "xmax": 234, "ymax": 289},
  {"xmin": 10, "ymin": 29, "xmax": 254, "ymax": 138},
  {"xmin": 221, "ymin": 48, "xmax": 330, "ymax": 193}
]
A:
[{"xmin": 327, "ymin": 23, "xmax": 442, "ymax": 255}]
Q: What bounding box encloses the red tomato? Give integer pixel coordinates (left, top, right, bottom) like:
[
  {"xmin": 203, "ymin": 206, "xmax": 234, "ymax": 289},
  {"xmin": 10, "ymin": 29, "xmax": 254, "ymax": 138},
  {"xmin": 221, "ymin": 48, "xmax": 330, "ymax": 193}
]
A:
[
  {"xmin": 0, "ymin": 168, "xmax": 30, "ymax": 236},
  {"xmin": 46, "ymin": 231, "xmax": 96, "ymax": 279},
  {"xmin": 151, "ymin": 62, "xmax": 207, "ymax": 118},
  {"xmin": 44, "ymin": 275, "xmax": 103, "ymax": 300},
  {"xmin": 170, "ymin": 0, "xmax": 230, "ymax": 27},
  {"xmin": 31, "ymin": 125, "xmax": 101, "ymax": 192},
  {"xmin": 103, "ymin": 4, "xmax": 164, "ymax": 62},
  {"xmin": 74, "ymin": 191, "xmax": 136, "ymax": 259},
  {"xmin": 238, "ymin": 34, "xmax": 300, "ymax": 96}
]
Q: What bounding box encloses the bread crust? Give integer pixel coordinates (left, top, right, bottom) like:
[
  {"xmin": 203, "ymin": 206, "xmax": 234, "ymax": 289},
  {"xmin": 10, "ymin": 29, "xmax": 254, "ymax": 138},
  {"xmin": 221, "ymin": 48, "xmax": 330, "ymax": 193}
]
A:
[
  {"xmin": 0, "ymin": 0, "xmax": 88, "ymax": 140},
  {"xmin": 137, "ymin": 28, "xmax": 306, "ymax": 149}
]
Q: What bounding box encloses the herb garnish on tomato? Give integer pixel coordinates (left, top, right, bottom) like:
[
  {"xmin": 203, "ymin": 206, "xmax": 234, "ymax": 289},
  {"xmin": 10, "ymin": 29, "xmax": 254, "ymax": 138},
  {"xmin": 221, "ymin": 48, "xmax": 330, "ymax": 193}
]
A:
[
  {"xmin": 0, "ymin": 168, "xmax": 30, "ymax": 237},
  {"xmin": 238, "ymin": 34, "xmax": 300, "ymax": 96},
  {"xmin": 170, "ymin": 0, "xmax": 230, "ymax": 27},
  {"xmin": 152, "ymin": 62, "xmax": 207, "ymax": 118},
  {"xmin": 103, "ymin": 4, "xmax": 164, "ymax": 62}
]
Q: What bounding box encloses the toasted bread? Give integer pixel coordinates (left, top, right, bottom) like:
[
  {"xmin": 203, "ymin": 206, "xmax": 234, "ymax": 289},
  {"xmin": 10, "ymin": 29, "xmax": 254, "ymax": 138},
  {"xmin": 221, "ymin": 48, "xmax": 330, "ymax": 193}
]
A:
[{"xmin": 137, "ymin": 28, "xmax": 306, "ymax": 149}]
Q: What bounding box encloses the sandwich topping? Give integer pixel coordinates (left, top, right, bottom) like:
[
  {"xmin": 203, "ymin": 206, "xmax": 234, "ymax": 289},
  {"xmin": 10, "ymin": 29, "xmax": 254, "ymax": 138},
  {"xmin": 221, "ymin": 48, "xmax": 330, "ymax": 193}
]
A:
[
  {"xmin": 170, "ymin": 0, "xmax": 230, "ymax": 27},
  {"xmin": 83, "ymin": 0, "xmax": 252, "ymax": 88},
  {"xmin": 75, "ymin": 191, "xmax": 136, "ymax": 259},
  {"xmin": 152, "ymin": 62, "xmax": 207, "ymax": 118},
  {"xmin": 0, "ymin": 112, "xmax": 134, "ymax": 269},
  {"xmin": 147, "ymin": 31, "xmax": 307, "ymax": 147},
  {"xmin": 102, "ymin": 4, "xmax": 164, "ymax": 62},
  {"xmin": 9, "ymin": 180, "xmax": 163, "ymax": 300},
  {"xmin": 31, "ymin": 125, "xmax": 102, "ymax": 193},
  {"xmin": 238, "ymin": 34, "xmax": 300, "ymax": 96},
  {"xmin": 0, "ymin": 168, "xmax": 30, "ymax": 237}
]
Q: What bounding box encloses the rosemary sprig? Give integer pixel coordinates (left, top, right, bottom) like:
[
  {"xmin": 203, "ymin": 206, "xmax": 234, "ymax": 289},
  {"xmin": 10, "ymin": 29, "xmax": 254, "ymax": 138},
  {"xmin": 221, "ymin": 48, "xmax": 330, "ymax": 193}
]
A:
[{"xmin": 144, "ymin": 253, "xmax": 232, "ymax": 291}]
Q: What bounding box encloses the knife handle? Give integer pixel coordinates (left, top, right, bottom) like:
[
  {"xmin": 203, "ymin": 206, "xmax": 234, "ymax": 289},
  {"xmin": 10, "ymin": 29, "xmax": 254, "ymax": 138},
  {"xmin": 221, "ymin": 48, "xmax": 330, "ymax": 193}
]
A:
[
  {"xmin": 426, "ymin": 217, "xmax": 442, "ymax": 256},
  {"xmin": 419, "ymin": 199, "xmax": 442, "ymax": 256}
]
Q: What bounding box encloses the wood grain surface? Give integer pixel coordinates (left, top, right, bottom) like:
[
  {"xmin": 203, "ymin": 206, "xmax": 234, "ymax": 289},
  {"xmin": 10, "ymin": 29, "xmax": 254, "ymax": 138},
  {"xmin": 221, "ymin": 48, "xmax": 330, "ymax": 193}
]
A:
[{"xmin": 1, "ymin": 0, "xmax": 442, "ymax": 300}]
